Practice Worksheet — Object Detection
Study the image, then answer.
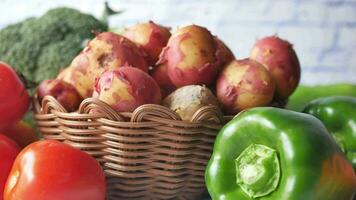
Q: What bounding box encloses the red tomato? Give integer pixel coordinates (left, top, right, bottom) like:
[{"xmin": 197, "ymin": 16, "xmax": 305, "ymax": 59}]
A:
[
  {"xmin": 0, "ymin": 62, "xmax": 30, "ymax": 130},
  {"xmin": 0, "ymin": 135, "xmax": 20, "ymax": 200},
  {"xmin": 2, "ymin": 121, "xmax": 38, "ymax": 148},
  {"xmin": 4, "ymin": 140, "xmax": 106, "ymax": 200}
]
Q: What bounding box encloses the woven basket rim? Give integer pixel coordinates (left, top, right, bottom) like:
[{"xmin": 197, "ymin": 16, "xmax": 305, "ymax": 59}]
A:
[{"xmin": 33, "ymin": 93, "xmax": 233, "ymax": 125}]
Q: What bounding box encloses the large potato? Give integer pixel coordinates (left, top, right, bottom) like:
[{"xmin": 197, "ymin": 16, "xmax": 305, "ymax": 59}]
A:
[
  {"xmin": 123, "ymin": 21, "xmax": 171, "ymax": 66},
  {"xmin": 93, "ymin": 67, "xmax": 161, "ymax": 112},
  {"xmin": 216, "ymin": 59, "xmax": 275, "ymax": 114},
  {"xmin": 250, "ymin": 36, "xmax": 300, "ymax": 100},
  {"xmin": 87, "ymin": 32, "xmax": 148, "ymax": 73},
  {"xmin": 163, "ymin": 85, "xmax": 219, "ymax": 121},
  {"xmin": 60, "ymin": 32, "xmax": 149, "ymax": 98},
  {"xmin": 158, "ymin": 25, "xmax": 219, "ymax": 87}
]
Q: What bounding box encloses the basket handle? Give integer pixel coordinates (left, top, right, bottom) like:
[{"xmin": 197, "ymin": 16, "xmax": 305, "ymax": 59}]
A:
[
  {"xmin": 78, "ymin": 98, "xmax": 124, "ymax": 121},
  {"xmin": 131, "ymin": 104, "xmax": 181, "ymax": 122},
  {"xmin": 191, "ymin": 105, "xmax": 224, "ymax": 124},
  {"xmin": 40, "ymin": 95, "xmax": 68, "ymax": 114},
  {"xmin": 33, "ymin": 93, "xmax": 68, "ymax": 114}
]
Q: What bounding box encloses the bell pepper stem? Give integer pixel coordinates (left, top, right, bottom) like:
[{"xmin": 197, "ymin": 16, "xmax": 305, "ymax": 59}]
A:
[{"xmin": 235, "ymin": 144, "xmax": 281, "ymax": 198}]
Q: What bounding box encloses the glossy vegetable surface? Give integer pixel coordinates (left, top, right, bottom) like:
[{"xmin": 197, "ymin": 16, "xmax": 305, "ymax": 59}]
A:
[
  {"xmin": 304, "ymin": 96, "xmax": 356, "ymax": 170},
  {"xmin": 0, "ymin": 62, "xmax": 30, "ymax": 131},
  {"xmin": 4, "ymin": 140, "xmax": 106, "ymax": 200},
  {"xmin": 206, "ymin": 107, "xmax": 356, "ymax": 200},
  {"xmin": 2, "ymin": 121, "xmax": 38, "ymax": 148},
  {"xmin": 0, "ymin": 135, "xmax": 20, "ymax": 200}
]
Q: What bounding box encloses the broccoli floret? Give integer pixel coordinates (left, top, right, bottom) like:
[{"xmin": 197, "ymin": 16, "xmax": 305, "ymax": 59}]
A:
[{"xmin": 0, "ymin": 7, "xmax": 108, "ymax": 83}]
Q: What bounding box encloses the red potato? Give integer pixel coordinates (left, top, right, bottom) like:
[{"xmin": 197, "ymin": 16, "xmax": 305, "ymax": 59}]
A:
[
  {"xmin": 57, "ymin": 64, "xmax": 92, "ymax": 99},
  {"xmin": 37, "ymin": 79, "xmax": 83, "ymax": 112},
  {"xmin": 93, "ymin": 67, "xmax": 161, "ymax": 112},
  {"xmin": 87, "ymin": 32, "xmax": 149, "ymax": 73},
  {"xmin": 158, "ymin": 25, "xmax": 219, "ymax": 87},
  {"xmin": 151, "ymin": 64, "xmax": 176, "ymax": 98},
  {"xmin": 214, "ymin": 37, "xmax": 235, "ymax": 70},
  {"xmin": 123, "ymin": 21, "xmax": 171, "ymax": 66},
  {"xmin": 250, "ymin": 35, "xmax": 300, "ymax": 99},
  {"xmin": 216, "ymin": 59, "xmax": 275, "ymax": 114},
  {"xmin": 60, "ymin": 32, "xmax": 149, "ymax": 98}
]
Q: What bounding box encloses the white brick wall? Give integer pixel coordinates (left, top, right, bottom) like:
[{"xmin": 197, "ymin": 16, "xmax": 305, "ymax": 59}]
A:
[{"xmin": 0, "ymin": 0, "xmax": 355, "ymax": 84}]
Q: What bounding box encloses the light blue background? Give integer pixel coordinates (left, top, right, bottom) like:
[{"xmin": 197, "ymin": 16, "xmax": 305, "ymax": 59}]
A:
[{"xmin": 0, "ymin": 0, "xmax": 355, "ymax": 85}]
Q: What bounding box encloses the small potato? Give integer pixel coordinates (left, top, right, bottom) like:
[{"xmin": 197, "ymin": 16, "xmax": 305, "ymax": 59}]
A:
[
  {"xmin": 250, "ymin": 36, "xmax": 300, "ymax": 99},
  {"xmin": 158, "ymin": 25, "xmax": 218, "ymax": 87},
  {"xmin": 37, "ymin": 79, "xmax": 83, "ymax": 112},
  {"xmin": 93, "ymin": 67, "xmax": 161, "ymax": 112},
  {"xmin": 151, "ymin": 64, "xmax": 176, "ymax": 98},
  {"xmin": 163, "ymin": 85, "xmax": 219, "ymax": 121},
  {"xmin": 216, "ymin": 59, "xmax": 275, "ymax": 114},
  {"xmin": 123, "ymin": 21, "xmax": 171, "ymax": 66}
]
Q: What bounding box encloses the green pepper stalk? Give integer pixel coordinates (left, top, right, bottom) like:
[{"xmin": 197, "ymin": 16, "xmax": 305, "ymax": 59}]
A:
[
  {"xmin": 205, "ymin": 107, "xmax": 356, "ymax": 200},
  {"xmin": 303, "ymin": 96, "xmax": 356, "ymax": 170}
]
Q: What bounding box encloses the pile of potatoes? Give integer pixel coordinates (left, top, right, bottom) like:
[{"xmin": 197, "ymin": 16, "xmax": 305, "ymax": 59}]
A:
[{"xmin": 38, "ymin": 21, "xmax": 300, "ymax": 120}]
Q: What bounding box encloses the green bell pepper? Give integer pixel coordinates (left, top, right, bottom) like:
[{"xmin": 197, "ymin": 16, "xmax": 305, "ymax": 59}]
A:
[
  {"xmin": 303, "ymin": 96, "xmax": 356, "ymax": 170},
  {"xmin": 205, "ymin": 107, "xmax": 356, "ymax": 200},
  {"xmin": 287, "ymin": 83, "xmax": 356, "ymax": 111}
]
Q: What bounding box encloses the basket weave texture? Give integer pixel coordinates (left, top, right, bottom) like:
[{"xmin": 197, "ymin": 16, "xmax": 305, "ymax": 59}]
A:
[{"xmin": 33, "ymin": 95, "xmax": 230, "ymax": 200}]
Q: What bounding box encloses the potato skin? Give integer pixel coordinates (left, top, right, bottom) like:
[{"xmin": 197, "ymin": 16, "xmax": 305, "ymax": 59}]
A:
[
  {"xmin": 88, "ymin": 32, "xmax": 148, "ymax": 73},
  {"xmin": 60, "ymin": 32, "xmax": 149, "ymax": 98},
  {"xmin": 158, "ymin": 25, "xmax": 218, "ymax": 87},
  {"xmin": 163, "ymin": 85, "xmax": 219, "ymax": 121},
  {"xmin": 250, "ymin": 36, "xmax": 300, "ymax": 100},
  {"xmin": 86, "ymin": 32, "xmax": 149, "ymax": 84},
  {"xmin": 216, "ymin": 59, "xmax": 275, "ymax": 114},
  {"xmin": 93, "ymin": 67, "xmax": 161, "ymax": 112},
  {"xmin": 37, "ymin": 79, "xmax": 83, "ymax": 112},
  {"xmin": 151, "ymin": 64, "xmax": 176, "ymax": 98},
  {"xmin": 57, "ymin": 56, "xmax": 93, "ymax": 98},
  {"xmin": 123, "ymin": 21, "xmax": 171, "ymax": 66},
  {"xmin": 214, "ymin": 37, "xmax": 235, "ymax": 70}
]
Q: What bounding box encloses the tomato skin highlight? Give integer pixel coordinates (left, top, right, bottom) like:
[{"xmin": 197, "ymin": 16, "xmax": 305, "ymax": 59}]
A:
[
  {"xmin": 0, "ymin": 135, "xmax": 20, "ymax": 200},
  {"xmin": 0, "ymin": 62, "xmax": 30, "ymax": 131},
  {"xmin": 4, "ymin": 140, "xmax": 106, "ymax": 200}
]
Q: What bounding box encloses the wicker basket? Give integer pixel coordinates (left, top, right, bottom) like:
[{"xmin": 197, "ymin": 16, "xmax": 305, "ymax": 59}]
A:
[{"xmin": 33, "ymin": 94, "xmax": 230, "ymax": 200}]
